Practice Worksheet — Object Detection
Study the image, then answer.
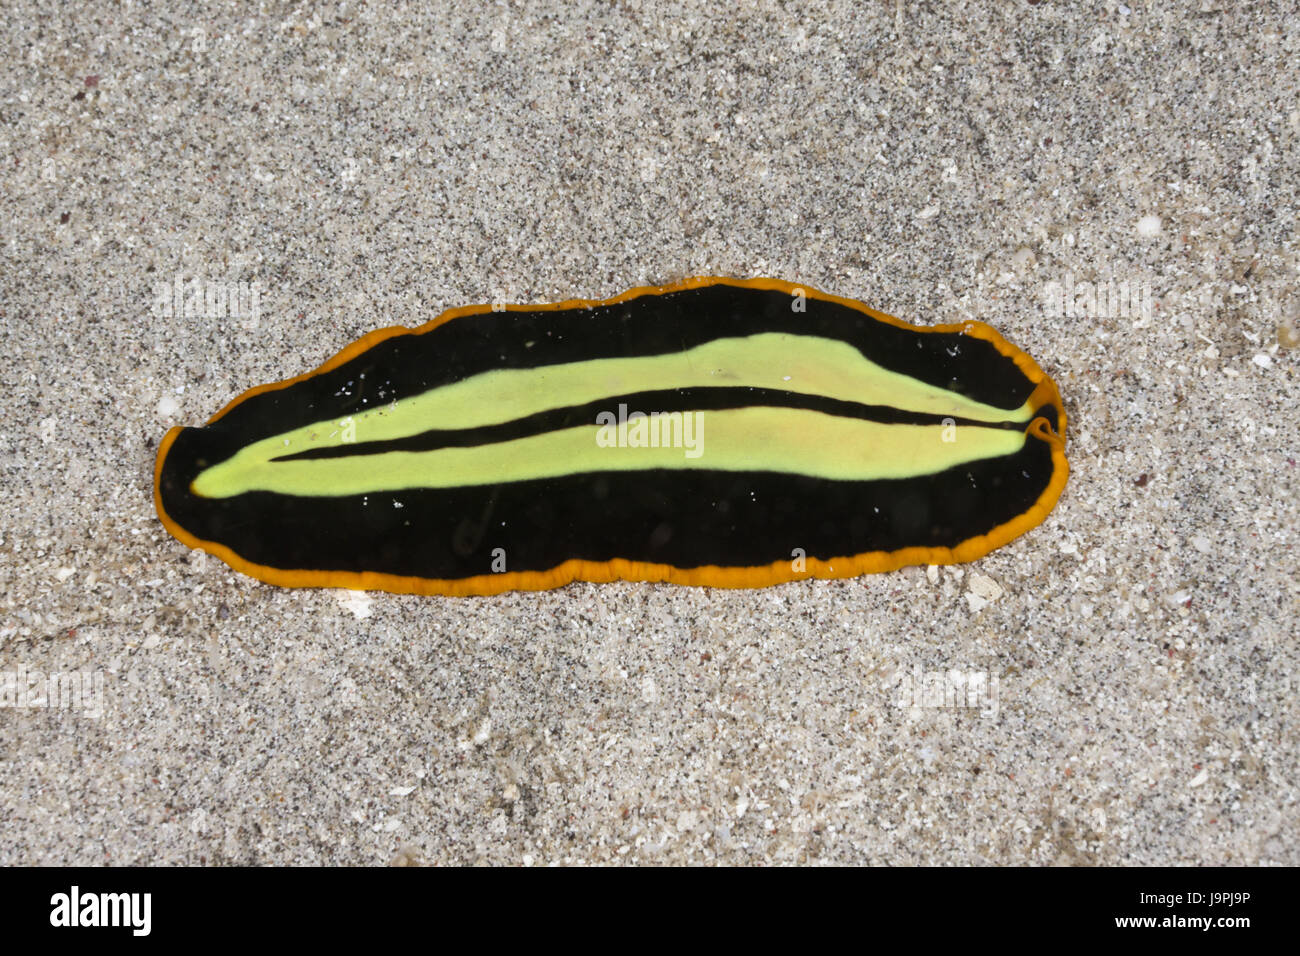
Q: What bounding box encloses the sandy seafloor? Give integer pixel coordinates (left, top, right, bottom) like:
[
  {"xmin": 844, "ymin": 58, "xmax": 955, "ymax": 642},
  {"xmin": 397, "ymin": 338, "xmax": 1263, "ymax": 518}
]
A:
[{"xmin": 0, "ymin": 1, "xmax": 1296, "ymax": 865}]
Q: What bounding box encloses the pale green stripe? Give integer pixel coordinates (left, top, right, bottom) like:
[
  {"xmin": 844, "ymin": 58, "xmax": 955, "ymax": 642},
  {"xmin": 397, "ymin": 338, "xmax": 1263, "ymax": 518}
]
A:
[
  {"xmin": 193, "ymin": 406, "xmax": 1027, "ymax": 499},
  {"xmin": 218, "ymin": 332, "xmax": 1034, "ymax": 474}
]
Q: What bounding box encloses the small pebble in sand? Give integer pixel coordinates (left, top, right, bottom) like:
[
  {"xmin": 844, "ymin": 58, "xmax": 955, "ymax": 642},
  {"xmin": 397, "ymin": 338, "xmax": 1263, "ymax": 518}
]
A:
[
  {"xmin": 1136, "ymin": 214, "xmax": 1162, "ymax": 237},
  {"xmin": 965, "ymin": 572, "xmax": 1004, "ymax": 612},
  {"xmin": 1011, "ymin": 247, "xmax": 1037, "ymax": 273},
  {"xmin": 1277, "ymin": 321, "xmax": 1299, "ymax": 349},
  {"xmin": 334, "ymin": 589, "xmax": 373, "ymax": 619},
  {"xmin": 389, "ymin": 845, "xmax": 422, "ymax": 866}
]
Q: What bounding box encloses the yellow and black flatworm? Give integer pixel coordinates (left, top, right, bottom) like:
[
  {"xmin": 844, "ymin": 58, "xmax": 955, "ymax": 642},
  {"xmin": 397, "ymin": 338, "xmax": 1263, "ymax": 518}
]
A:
[{"xmin": 154, "ymin": 276, "xmax": 1068, "ymax": 596}]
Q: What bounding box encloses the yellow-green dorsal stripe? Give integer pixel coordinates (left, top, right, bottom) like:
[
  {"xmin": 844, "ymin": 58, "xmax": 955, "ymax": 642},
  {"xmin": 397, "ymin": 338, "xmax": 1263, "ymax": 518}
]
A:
[
  {"xmin": 207, "ymin": 332, "xmax": 1036, "ymax": 479},
  {"xmin": 192, "ymin": 406, "xmax": 1028, "ymax": 499}
]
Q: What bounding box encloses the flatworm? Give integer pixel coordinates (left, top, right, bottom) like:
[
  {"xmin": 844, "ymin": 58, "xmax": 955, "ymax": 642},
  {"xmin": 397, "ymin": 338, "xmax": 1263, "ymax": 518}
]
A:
[{"xmin": 154, "ymin": 276, "xmax": 1068, "ymax": 596}]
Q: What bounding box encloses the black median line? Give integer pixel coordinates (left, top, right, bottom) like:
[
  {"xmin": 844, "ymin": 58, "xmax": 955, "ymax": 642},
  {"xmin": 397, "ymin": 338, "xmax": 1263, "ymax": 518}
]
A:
[{"xmin": 271, "ymin": 386, "xmax": 1027, "ymax": 462}]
